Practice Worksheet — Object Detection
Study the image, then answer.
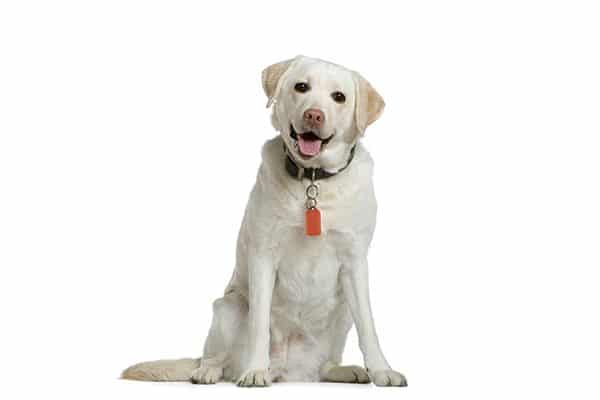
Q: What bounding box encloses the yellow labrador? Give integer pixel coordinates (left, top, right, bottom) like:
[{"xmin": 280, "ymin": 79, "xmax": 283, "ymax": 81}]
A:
[{"xmin": 122, "ymin": 56, "xmax": 406, "ymax": 387}]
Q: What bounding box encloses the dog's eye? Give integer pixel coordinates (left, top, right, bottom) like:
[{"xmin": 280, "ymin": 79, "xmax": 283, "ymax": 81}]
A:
[
  {"xmin": 331, "ymin": 91, "xmax": 346, "ymax": 103},
  {"xmin": 294, "ymin": 82, "xmax": 310, "ymax": 93}
]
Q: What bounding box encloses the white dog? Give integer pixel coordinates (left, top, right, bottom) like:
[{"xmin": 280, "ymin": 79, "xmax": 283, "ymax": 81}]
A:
[{"xmin": 122, "ymin": 56, "xmax": 406, "ymax": 387}]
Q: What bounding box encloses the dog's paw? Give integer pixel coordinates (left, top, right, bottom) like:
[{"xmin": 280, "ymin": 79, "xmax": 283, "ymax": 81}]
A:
[
  {"xmin": 371, "ymin": 369, "xmax": 407, "ymax": 387},
  {"xmin": 323, "ymin": 365, "xmax": 371, "ymax": 384},
  {"xmin": 190, "ymin": 366, "xmax": 223, "ymax": 384},
  {"xmin": 236, "ymin": 369, "xmax": 271, "ymax": 387}
]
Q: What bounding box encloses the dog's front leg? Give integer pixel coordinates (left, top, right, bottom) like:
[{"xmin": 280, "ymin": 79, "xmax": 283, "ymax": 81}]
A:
[
  {"xmin": 237, "ymin": 252, "xmax": 275, "ymax": 387},
  {"xmin": 341, "ymin": 256, "xmax": 407, "ymax": 387}
]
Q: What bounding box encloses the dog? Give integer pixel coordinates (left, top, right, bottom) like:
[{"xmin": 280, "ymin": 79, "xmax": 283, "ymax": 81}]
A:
[{"xmin": 122, "ymin": 56, "xmax": 407, "ymax": 387}]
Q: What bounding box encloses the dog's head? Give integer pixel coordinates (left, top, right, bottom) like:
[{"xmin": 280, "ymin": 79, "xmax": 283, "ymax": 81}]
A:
[{"xmin": 262, "ymin": 56, "xmax": 385, "ymax": 170}]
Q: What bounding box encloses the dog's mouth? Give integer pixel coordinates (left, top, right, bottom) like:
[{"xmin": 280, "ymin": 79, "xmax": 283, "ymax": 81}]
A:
[{"xmin": 289, "ymin": 125, "xmax": 333, "ymax": 158}]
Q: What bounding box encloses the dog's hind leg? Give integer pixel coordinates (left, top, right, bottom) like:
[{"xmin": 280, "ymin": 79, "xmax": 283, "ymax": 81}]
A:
[
  {"xmin": 191, "ymin": 291, "xmax": 247, "ymax": 384},
  {"xmin": 320, "ymin": 362, "xmax": 371, "ymax": 384},
  {"xmin": 319, "ymin": 301, "xmax": 371, "ymax": 384}
]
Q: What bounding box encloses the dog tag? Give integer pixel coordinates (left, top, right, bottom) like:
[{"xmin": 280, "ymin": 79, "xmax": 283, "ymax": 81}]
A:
[{"xmin": 306, "ymin": 207, "xmax": 321, "ymax": 236}]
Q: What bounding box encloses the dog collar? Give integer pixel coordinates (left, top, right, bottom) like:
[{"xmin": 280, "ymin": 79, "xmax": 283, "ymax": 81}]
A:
[{"xmin": 284, "ymin": 145, "xmax": 356, "ymax": 181}]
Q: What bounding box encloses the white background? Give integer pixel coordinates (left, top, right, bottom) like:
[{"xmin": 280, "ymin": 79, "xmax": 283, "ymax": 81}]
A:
[{"xmin": 1, "ymin": 1, "xmax": 599, "ymax": 399}]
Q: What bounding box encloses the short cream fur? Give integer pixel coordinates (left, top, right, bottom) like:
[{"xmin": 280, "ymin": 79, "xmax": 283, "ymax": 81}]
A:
[{"xmin": 122, "ymin": 56, "xmax": 406, "ymax": 387}]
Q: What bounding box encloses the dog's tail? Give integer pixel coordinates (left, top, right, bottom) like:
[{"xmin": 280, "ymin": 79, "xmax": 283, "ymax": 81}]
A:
[{"xmin": 121, "ymin": 358, "xmax": 201, "ymax": 381}]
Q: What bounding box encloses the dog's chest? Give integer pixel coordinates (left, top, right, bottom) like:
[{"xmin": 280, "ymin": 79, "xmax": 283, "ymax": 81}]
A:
[{"xmin": 272, "ymin": 227, "xmax": 341, "ymax": 307}]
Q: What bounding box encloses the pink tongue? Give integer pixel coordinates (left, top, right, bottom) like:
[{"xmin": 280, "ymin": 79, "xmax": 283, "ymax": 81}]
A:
[{"xmin": 298, "ymin": 136, "xmax": 322, "ymax": 156}]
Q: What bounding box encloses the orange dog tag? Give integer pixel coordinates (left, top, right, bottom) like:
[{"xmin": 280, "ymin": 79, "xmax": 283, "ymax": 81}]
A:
[{"xmin": 305, "ymin": 208, "xmax": 321, "ymax": 236}]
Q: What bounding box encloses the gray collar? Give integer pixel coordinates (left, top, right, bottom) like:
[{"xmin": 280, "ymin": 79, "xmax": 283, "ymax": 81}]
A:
[{"xmin": 284, "ymin": 145, "xmax": 356, "ymax": 181}]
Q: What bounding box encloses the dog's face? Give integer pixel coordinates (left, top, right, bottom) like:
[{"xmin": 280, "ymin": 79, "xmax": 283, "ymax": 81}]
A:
[{"xmin": 262, "ymin": 56, "xmax": 385, "ymax": 170}]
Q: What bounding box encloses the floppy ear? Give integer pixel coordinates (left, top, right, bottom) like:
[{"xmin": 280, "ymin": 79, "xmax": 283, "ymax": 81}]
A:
[
  {"xmin": 261, "ymin": 57, "xmax": 298, "ymax": 107},
  {"xmin": 354, "ymin": 72, "xmax": 385, "ymax": 134}
]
